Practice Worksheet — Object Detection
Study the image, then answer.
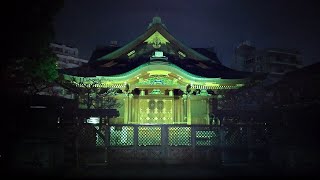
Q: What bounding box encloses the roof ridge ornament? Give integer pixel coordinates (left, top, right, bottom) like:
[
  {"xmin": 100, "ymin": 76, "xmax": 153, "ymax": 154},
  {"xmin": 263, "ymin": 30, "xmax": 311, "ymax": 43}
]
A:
[
  {"xmin": 144, "ymin": 31, "xmax": 170, "ymax": 49},
  {"xmin": 148, "ymin": 16, "xmax": 167, "ymax": 29}
]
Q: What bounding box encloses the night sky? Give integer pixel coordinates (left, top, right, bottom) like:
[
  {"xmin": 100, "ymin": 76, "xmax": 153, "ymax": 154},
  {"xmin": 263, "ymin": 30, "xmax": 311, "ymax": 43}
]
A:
[{"xmin": 53, "ymin": 0, "xmax": 320, "ymax": 67}]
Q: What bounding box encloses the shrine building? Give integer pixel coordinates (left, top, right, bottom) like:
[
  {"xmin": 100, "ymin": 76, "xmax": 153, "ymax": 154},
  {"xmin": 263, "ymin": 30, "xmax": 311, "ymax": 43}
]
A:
[{"xmin": 61, "ymin": 17, "xmax": 256, "ymax": 125}]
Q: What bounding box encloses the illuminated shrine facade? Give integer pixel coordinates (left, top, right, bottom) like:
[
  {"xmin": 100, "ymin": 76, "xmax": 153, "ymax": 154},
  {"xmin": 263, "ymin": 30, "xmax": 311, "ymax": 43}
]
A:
[{"xmin": 61, "ymin": 17, "xmax": 253, "ymax": 125}]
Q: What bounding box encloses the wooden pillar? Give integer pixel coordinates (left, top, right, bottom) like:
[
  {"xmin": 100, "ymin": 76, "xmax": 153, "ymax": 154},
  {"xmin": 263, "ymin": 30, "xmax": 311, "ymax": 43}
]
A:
[
  {"xmin": 187, "ymin": 95, "xmax": 192, "ymax": 125},
  {"xmin": 123, "ymin": 93, "xmax": 133, "ymax": 124},
  {"xmin": 123, "ymin": 94, "xmax": 129, "ymax": 124},
  {"xmin": 182, "ymin": 94, "xmax": 187, "ymax": 124},
  {"xmin": 131, "ymin": 95, "xmax": 138, "ymax": 124},
  {"xmin": 179, "ymin": 97, "xmax": 183, "ymax": 123},
  {"xmin": 206, "ymin": 98, "xmax": 210, "ymax": 125},
  {"xmin": 127, "ymin": 93, "xmax": 133, "ymax": 124},
  {"xmin": 174, "ymin": 96, "xmax": 183, "ymax": 124}
]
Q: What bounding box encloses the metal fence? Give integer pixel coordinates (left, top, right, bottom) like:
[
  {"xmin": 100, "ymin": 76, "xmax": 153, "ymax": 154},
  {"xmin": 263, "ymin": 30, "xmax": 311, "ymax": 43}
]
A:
[{"xmin": 76, "ymin": 124, "xmax": 270, "ymax": 166}]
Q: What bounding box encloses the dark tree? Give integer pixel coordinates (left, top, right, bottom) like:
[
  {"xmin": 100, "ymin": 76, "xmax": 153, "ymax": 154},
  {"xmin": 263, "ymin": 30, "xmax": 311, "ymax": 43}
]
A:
[
  {"xmin": 58, "ymin": 76, "xmax": 121, "ymax": 110},
  {"xmin": 1, "ymin": 0, "xmax": 64, "ymax": 170},
  {"xmin": 3, "ymin": 0, "xmax": 64, "ymax": 94}
]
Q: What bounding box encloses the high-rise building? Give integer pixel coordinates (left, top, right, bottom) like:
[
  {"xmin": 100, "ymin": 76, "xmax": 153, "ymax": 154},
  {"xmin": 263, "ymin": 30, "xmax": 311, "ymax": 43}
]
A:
[
  {"xmin": 232, "ymin": 41, "xmax": 303, "ymax": 82},
  {"xmin": 231, "ymin": 41, "xmax": 256, "ymax": 71},
  {"xmin": 40, "ymin": 43, "xmax": 89, "ymax": 98},
  {"xmin": 50, "ymin": 43, "xmax": 88, "ymax": 69}
]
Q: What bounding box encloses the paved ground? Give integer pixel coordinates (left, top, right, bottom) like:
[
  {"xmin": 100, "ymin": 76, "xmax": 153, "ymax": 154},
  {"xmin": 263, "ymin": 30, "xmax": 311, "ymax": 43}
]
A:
[{"xmin": 6, "ymin": 164, "xmax": 318, "ymax": 179}]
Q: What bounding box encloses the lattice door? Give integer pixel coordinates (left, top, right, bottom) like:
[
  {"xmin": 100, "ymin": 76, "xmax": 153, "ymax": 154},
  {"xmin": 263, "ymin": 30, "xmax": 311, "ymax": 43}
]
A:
[{"xmin": 138, "ymin": 98, "xmax": 173, "ymax": 124}]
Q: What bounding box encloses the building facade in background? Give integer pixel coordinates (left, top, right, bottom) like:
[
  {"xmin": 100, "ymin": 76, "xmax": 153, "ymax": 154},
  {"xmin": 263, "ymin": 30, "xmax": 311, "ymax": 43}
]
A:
[
  {"xmin": 231, "ymin": 41, "xmax": 256, "ymax": 72},
  {"xmin": 39, "ymin": 43, "xmax": 89, "ymax": 98},
  {"xmin": 50, "ymin": 43, "xmax": 88, "ymax": 69},
  {"xmin": 232, "ymin": 41, "xmax": 303, "ymax": 83}
]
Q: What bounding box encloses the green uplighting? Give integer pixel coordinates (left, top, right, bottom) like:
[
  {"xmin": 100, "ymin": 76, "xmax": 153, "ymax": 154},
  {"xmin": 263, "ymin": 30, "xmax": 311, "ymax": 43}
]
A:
[{"xmin": 144, "ymin": 31, "xmax": 170, "ymax": 48}]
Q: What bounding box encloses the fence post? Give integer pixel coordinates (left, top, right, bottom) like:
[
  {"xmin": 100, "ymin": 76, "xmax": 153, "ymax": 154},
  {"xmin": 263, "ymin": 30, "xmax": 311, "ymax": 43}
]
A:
[
  {"xmin": 191, "ymin": 125, "xmax": 196, "ymax": 160},
  {"xmin": 133, "ymin": 125, "xmax": 138, "ymax": 159},
  {"xmin": 219, "ymin": 126, "xmax": 225, "ymax": 165},
  {"xmin": 161, "ymin": 125, "xmax": 168, "ymax": 161},
  {"xmin": 75, "ymin": 122, "xmax": 79, "ymax": 168},
  {"xmin": 105, "ymin": 125, "xmax": 110, "ymax": 165}
]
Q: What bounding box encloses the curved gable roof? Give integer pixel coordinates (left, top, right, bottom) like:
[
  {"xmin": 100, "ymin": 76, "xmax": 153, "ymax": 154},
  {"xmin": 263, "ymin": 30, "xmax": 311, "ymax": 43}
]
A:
[
  {"xmin": 95, "ymin": 19, "xmax": 217, "ymax": 63},
  {"xmin": 62, "ymin": 17, "xmax": 261, "ymax": 80}
]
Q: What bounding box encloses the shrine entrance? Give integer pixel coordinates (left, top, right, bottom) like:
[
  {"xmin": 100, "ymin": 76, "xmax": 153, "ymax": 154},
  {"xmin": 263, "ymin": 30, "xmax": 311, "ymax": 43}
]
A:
[{"xmin": 137, "ymin": 96, "xmax": 174, "ymax": 124}]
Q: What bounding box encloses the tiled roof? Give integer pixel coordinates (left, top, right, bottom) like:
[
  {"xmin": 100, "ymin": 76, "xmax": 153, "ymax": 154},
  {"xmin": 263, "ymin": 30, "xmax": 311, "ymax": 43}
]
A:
[{"xmin": 61, "ymin": 17, "xmax": 256, "ymax": 79}]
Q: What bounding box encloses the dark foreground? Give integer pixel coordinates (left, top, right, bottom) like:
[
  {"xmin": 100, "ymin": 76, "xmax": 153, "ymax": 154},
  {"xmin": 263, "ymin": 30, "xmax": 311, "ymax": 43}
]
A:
[{"xmin": 5, "ymin": 164, "xmax": 319, "ymax": 179}]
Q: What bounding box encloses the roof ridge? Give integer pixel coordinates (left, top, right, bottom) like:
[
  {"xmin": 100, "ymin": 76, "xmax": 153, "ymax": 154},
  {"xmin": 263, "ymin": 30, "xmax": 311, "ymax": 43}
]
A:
[{"xmin": 96, "ymin": 17, "xmax": 218, "ymax": 63}]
